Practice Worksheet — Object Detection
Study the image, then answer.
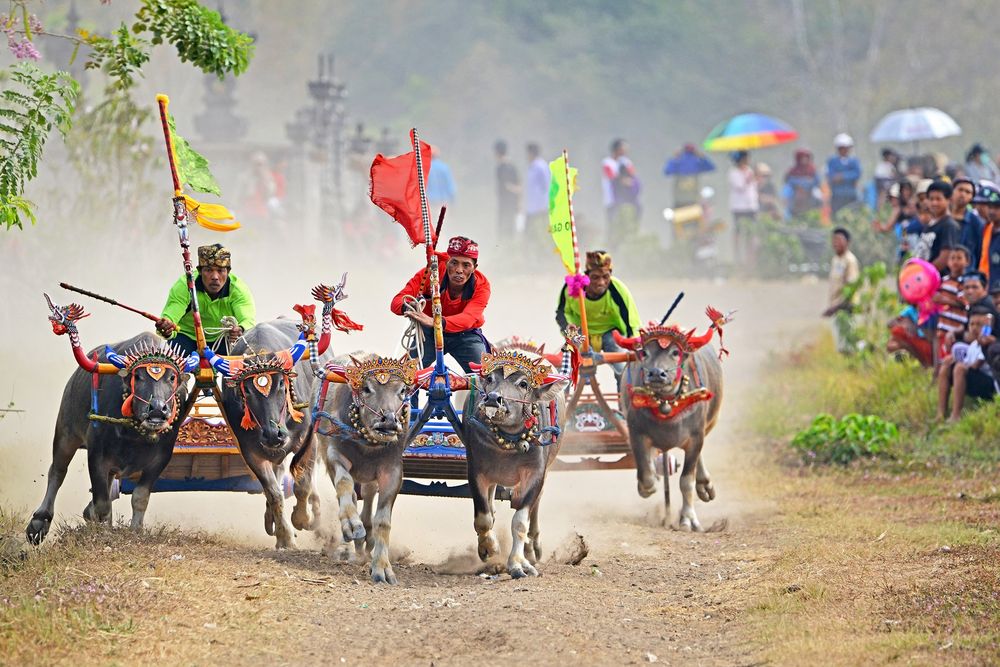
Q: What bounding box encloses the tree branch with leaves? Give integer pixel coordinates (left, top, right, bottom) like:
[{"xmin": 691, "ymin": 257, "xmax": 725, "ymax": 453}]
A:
[{"xmin": 0, "ymin": 0, "xmax": 254, "ymax": 230}]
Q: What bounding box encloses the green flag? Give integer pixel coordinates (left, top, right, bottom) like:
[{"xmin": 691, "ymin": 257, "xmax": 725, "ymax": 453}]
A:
[
  {"xmin": 167, "ymin": 114, "xmax": 222, "ymax": 196},
  {"xmin": 548, "ymin": 155, "xmax": 578, "ymax": 274}
]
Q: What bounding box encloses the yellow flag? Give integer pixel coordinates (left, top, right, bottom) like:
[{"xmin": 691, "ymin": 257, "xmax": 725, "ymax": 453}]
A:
[{"xmin": 548, "ymin": 156, "xmax": 578, "ymax": 274}]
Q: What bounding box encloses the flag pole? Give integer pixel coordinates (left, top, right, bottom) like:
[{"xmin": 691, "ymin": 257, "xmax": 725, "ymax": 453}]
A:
[
  {"xmin": 562, "ymin": 149, "xmax": 591, "ymax": 353},
  {"xmin": 410, "ymin": 129, "xmax": 445, "ymax": 375},
  {"xmin": 156, "ymin": 94, "xmax": 209, "ymax": 373}
]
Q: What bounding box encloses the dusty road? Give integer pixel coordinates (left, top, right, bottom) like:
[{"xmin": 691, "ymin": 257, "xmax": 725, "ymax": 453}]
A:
[{"xmin": 0, "ymin": 230, "xmax": 826, "ymax": 665}]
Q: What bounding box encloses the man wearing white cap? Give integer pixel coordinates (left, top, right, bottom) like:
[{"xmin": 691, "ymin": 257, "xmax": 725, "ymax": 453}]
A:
[{"xmin": 826, "ymin": 133, "xmax": 861, "ymax": 216}]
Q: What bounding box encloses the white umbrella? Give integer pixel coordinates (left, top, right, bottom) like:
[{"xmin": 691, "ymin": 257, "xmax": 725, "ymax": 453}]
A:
[{"xmin": 869, "ymin": 107, "xmax": 962, "ymax": 152}]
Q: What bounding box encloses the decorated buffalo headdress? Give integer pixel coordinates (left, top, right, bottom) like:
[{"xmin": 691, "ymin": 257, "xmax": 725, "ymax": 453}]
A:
[
  {"xmin": 613, "ymin": 306, "xmax": 735, "ymax": 358},
  {"xmin": 197, "ymin": 243, "xmax": 231, "ymax": 270},
  {"xmin": 104, "ymin": 340, "xmax": 197, "ymax": 421},
  {"xmin": 203, "ymin": 342, "xmax": 307, "ymax": 431},
  {"xmin": 477, "ymin": 349, "xmax": 556, "ymax": 388},
  {"xmin": 343, "ymin": 355, "xmax": 420, "ymax": 391}
]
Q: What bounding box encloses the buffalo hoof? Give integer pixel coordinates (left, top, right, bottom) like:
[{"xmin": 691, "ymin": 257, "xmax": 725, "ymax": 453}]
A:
[
  {"xmin": 478, "ymin": 533, "xmax": 499, "ymax": 562},
  {"xmin": 25, "ymin": 515, "xmax": 51, "ymax": 545},
  {"xmin": 696, "ymin": 479, "xmax": 716, "ymax": 502},
  {"xmin": 82, "ymin": 501, "xmax": 98, "ymax": 522},
  {"xmin": 637, "ymin": 480, "xmax": 657, "ymax": 498},
  {"xmin": 274, "ymin": 534, "xmax": 295, "ymax": 550},
  {"xmin": 371, "ymin": 564, "xmax": 398, "ymax": 585},
  {"xmin": 678, "ymin": 514, "xmax": 702, "ymax": 532},
  {"xmin": 291, "ymin": 504, "xmax": 313, "ymax": 531},
  {"xmin": 341, "ymin": 517, "xmax": 366, "ymax": 542},
  {"xmin": 508, "ymin": 562, "xmax": 538, "ymax": 579},
  {"xmin": 263, "ymin": 508, "xmax": 276, "ymax": 537},
  {"xmin": 524, "ymin": 540, "xmax": 540, "ymax": 565}
]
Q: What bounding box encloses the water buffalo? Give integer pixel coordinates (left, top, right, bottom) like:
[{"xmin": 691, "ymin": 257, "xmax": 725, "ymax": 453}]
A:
[
  {"xmin": 614, "ymin": 308, "xmax": 732, "ymax": 531},
  {"xmin": 461, "ymin": 350, "xmax": 568, "ymax": 578},
  {"xmin": 205, "ymin": 319, "xmax": 321, "ymax": 548},
  {"xmin": 26, "ymin": 298, "xmax": 198, "ymax": 544},
  {"xmin": 313, "ymin": 354, "xmax": 419, "ymax": 584}
]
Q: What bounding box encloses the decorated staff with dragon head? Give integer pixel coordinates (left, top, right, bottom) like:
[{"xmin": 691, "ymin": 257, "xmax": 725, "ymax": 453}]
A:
[
  {"xmin": 614, "ymin": 306, "xmax": 733, "ymax": 531},
  {"xmin": 390, "ymin": 235, "xmax": 491, "ymax": 372},
  {"xmin": 555, "ymin": 249, "xmax": 641, "ymax": 383},
  {"xmin": 155, "ymin": 243, "xmax": 256, "ymax": 355}
]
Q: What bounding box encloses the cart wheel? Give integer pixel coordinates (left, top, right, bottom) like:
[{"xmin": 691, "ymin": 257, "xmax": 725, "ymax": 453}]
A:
[{"xmin": 110, "ymin": 478, "xmax": 121, "ymax": 501}]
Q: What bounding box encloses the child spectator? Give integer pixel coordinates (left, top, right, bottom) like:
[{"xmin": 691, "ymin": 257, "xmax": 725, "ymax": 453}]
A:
[
  {"xmin": 935, "ymin": 245, "xmax": 971, "ymax": 355},
  {"xmin": 937, "ymin": 307, "xmax": 997, "ymax": 421},
  {"xmin": 959, "ymin": 271, "xmax": 1000, "ymax": 322}
]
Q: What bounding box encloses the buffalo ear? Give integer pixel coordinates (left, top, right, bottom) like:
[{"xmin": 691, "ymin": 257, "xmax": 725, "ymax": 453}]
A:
[{"xmin": 534, "ymin": 378, "xmax": 569, "ymax": 404}]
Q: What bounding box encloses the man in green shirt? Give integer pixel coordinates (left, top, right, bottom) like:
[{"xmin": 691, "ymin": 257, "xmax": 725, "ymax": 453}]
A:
[
  {"xmin": 155, "ymin": 244, "xmax": 256, "ymax": 356},
  {"xmin": 555, "ymin": 250, "xmax": 641, "ymax": 381}
]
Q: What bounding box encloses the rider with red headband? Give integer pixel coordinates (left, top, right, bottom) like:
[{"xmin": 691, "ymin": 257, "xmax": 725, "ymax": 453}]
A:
[{"xmin": 390, "ymin": 236, "xmax": 492, "ymax": 371}]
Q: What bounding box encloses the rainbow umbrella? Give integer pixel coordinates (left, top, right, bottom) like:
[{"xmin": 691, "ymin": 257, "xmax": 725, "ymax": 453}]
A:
[{"xmin": 702, "ymin": 113, "xmax": 798, "ymax": 152}]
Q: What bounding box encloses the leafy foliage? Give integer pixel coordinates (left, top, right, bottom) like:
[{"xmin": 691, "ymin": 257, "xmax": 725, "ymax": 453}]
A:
[
  {"xmin": 0, "ymin": 0, "xmax": 254, "ymax": 230},
  {"xmin": 791, "ymin": 412, "xmax": 898, "ymax": 465},
  {"xmin": 62, "ymin": 89, "xmax": 159, "ymax": 229},
  {"xmin": 0, "ymin": 63, "xmax": 79, "ymax": 229},
  {"xmin": 82, "ymin": 24, "xmax": 152, "ymax": 91},
  {"xmin": 135, "ymin": 0, "xmax": 254, "ymax": 78},
  {"xmin": 834, "ymin": 261, "xmax": 899, "ymax": 354}
]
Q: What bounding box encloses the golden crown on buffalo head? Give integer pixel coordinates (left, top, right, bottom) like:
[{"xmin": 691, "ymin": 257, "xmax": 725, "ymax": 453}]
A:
[
  {"xmin": 479, "ymin": 350, "xmax": 551, "ymax": 388},
  {"xmin": 344, "ymin": 355, "xmax": 419, "ymax": 391},
  {"xmin": 639, "ymin": 324, "xmax": 697, "ymax": 351}
]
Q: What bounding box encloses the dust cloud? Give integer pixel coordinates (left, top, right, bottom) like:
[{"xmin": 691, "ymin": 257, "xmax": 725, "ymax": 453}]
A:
[{"xmin": 0, "ymin": 212, "xmax": 825, "ymax": 563}]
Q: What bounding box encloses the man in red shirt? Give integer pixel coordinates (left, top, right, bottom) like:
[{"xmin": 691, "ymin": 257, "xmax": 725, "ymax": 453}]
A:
[{"xmin": 390, "ymin": 236, "xmax": 491, "ymax": 371}]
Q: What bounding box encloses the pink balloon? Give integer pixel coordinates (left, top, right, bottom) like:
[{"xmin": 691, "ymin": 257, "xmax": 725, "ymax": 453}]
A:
[{"xmin": 898, "ymin": 258, "xmax": 941, "ymax": 324}]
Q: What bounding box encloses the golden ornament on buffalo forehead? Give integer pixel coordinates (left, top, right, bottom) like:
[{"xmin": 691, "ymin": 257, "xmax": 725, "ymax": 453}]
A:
[
  {"xmin": 639, "ymin": 324, "xmax": 697, "ymax": 351},
  {"xmin": 345, "ymin": 356, "xmax": 419, "ymax": 390},
  {"xmin": 479, "ymin": 350, "xmax": 551, "ymax": 388}
]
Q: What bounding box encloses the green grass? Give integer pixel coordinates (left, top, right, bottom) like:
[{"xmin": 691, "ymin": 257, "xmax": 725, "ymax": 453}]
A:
[{"xmin": 754, "ymin": 334, "xmax": 1000, "ymax": 470}]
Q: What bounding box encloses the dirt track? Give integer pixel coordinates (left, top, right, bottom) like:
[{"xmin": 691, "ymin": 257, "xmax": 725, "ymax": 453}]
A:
[{"xmin": 0, "ymin": 256, "xmax": 826, "ymax": 664}]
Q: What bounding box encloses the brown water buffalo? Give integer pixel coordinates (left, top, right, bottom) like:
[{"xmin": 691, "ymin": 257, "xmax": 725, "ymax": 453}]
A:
[
  {"xmin": 461, "ymin": 350, "xmax": 569, "ymax": 578},
  {"xmin": 614, "ymin": 308, "xmax": 732, "ymax": 531},
  {"xmin": 205, "ymin": 319, "xmax": 322, "ymax": 548},
  {"xmin": 312, "ymin": 355, "xmax": 420, "ymax": 584},
  {"xmin": 26, "ymin": 298, "xmax": 198, "ymax": 544}
]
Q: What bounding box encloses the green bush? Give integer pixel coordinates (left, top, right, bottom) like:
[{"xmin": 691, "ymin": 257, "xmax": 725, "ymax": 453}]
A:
[
  {"xmin": 791, "ymin": 413, "xmax": 898, "ymax": 465},
  {"xmin": 755, "ymin": 334, "xmax": 1000, "ymax": 470}
]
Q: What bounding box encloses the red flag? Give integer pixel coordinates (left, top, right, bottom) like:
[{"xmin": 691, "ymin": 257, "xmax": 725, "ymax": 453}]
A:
[{"xmin": 369, "ymin": 130, "xmax": 434, "ymax": 247}]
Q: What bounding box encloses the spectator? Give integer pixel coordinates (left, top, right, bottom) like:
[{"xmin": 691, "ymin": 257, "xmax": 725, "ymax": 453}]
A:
[
  {"xmin": 663, "ymin": 143, "xmax": 714, "ymax": 207},
  {"xmin": 873, "ymin": 148, "xmax": 900, "ymax": 208},
  {"xmin": 601, "ymin": 138, "xmax": 641, "ymax": 238},
  {"xmin": 494, "ymin": 140, "xmax": 520, "ymax": 237},
  {"xmin": 826, "ymin": 133, "xmax": 861, "ymax": 216},
  {"xmin": 783, "ymin": 149, "xmax": 821, "ymax": 218},
  {"xmin": 822, "ymin": 227, "xmax": 861, "ymax": 353},
  {"xmin": 912, "ymin": 180, "xmax": 959, "ymax": 273},
  {"xmin": 950, "ymin": 177, "xmax": 984, "ymax": 266},
  {"xmin": 964, "ymin": 143, "xmax": 1000, "ymax": 184},
  {"xmin": 756, "ymin": 163, "xmax": 781, "ymax": 219},
  {"xmin": 524, "ymin": 142, "xmax": 551, "ymax": 256},
  {"xmin": 728, "ymin": 150, "xmax": 758, "ymax": 264},
  {"xmin": 426, "ymin": 145, "xmax": 456, "ymax": 215},
  {"xmin": 935, "ymin": 245, "xmax": 972, "ymax": 358},
  {"xmin": 974, "ymin": 183, "xmax": 1000, "ymax": 290},
  {"xmin": 937, "ymin": 306, "xmax": 996, "ymax": 421}
]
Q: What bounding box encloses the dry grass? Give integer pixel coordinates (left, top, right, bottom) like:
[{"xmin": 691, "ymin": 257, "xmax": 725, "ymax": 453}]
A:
[{"xmin": 739, "ymin": 449, "xmax": 1000, "ymax": 665}]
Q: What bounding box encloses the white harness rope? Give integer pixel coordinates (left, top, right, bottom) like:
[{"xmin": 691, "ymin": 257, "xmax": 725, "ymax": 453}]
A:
[{"xmin": 399, "ymin": 294, "xmax": 427, "ymax": 361}]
